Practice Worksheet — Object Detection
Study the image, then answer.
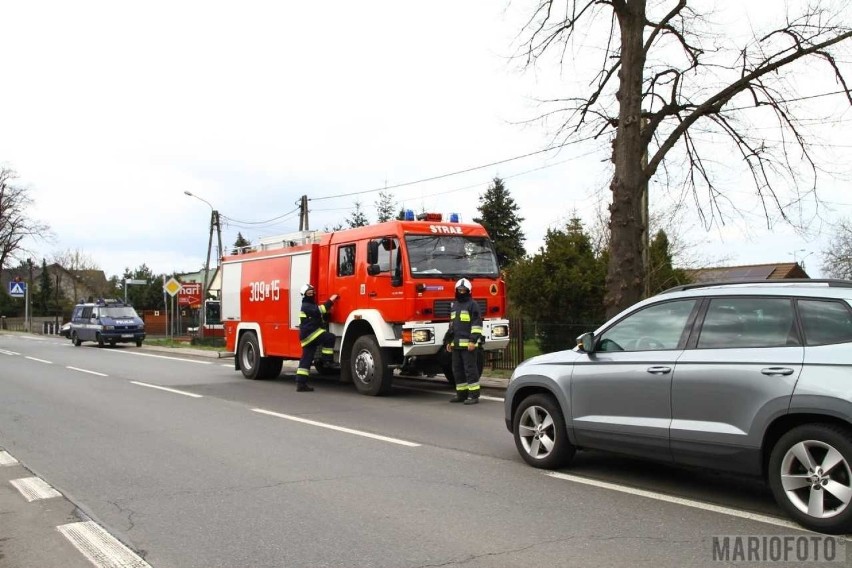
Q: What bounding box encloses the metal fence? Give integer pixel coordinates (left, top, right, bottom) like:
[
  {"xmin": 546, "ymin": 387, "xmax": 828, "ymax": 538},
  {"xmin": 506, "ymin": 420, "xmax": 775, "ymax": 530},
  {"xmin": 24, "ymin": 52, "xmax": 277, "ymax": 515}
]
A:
[{"xmin": 489, "ymin": 319, "xmax": 606, "ymax": 371}]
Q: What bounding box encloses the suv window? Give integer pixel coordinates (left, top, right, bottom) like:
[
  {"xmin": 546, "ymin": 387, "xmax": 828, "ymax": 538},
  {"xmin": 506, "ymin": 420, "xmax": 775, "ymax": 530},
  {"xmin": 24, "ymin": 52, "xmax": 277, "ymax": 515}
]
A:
[
  {"xmin": 697, "ymin": 297, "xmax": 797, "ymax": 349},
  {"xmin": 798, "ymin": 299, "xmax": 852, "ymax": 346},
  {"xmin": 598, "ymin": 299, "xmax": 696, "ymax": 352}
]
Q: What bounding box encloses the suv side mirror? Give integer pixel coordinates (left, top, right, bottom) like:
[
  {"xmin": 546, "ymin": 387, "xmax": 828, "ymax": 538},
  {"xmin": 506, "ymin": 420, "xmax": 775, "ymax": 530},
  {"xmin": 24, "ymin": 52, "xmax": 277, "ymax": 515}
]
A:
[{"xmin": 577, "ymin": 332, "xmax": 595, "ymax": 353}]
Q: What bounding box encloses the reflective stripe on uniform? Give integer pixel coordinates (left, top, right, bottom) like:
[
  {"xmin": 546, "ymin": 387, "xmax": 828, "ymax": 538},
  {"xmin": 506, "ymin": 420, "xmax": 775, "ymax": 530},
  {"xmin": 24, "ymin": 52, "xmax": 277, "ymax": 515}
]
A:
[
  {"xmin": 455, "ymin": 383, "xmax": 469, "ymax": 391},
  {"xmin": 470, "ymin": 326, "xmax": 482, "ymax": 334},
  {"xmin": 296, "ymin": 368, "xmax": 310, "ymax": 376},
  {"xmin": 299, "ymin": 311, "xmax": 306, "ymax": 319},
  {"xmin": 456, "ymin": 340, "xmax": 470, "ymax": 347},
  {"xmin": 459, "ymin": 311, "xmax": 470, "ymax": 322},
  {"xmin": 301, "ymin": 328, "xmax": 324, "ymax": 346},
  {"xmin": 468, "ymin": 383, "xmax": 480, "ymax": 392},
  {"xmin": 321, "ymin": 348, "xmax": 333, "ymax": 355},
  {"xmin": 319, "ymin": 305, "xmax": 327, "ymax": 314}
]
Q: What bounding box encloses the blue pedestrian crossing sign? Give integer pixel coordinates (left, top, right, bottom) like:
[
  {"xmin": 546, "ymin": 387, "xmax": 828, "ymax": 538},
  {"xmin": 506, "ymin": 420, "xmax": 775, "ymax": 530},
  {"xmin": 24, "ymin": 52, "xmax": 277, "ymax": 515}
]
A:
[{"xmin": 8, "ymin": 281, "xmax": 26, "ymax": 298}]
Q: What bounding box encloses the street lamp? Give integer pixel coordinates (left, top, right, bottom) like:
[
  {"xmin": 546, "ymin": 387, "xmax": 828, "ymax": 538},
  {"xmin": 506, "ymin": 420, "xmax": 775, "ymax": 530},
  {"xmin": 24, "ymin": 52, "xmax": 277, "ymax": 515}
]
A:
[
  {"xmin": 789, "ymin": 249, "xmax": 814, "ymax": 271},
  {"xmin": 184, "ymin": 191, "xmax": 223, "ymax": 337}
]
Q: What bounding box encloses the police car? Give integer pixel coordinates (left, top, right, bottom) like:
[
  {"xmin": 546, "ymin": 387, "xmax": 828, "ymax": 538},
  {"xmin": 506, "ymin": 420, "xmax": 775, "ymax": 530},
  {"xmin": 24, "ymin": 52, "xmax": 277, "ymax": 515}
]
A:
[{"xmin": 69, "ymin": 299, "xmax": 146, "ymax": 347}]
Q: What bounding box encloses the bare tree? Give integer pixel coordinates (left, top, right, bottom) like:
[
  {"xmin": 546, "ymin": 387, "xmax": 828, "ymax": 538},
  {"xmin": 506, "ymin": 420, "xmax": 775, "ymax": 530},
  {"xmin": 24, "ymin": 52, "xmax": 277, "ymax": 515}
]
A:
[
  {"xmin": 821, "ymin": 220, "xmax": 852, "ymax": 279},
  {"xmin": 0, "ymin": 167, "xmax": 51, "ymax": 273},
  {"xmin": 53, "ymin": 248, "xmax": 100, "ymax": 304},
  {"xmin": 519, "ymin": 1, "xmax": 852, "ymax": 316}
]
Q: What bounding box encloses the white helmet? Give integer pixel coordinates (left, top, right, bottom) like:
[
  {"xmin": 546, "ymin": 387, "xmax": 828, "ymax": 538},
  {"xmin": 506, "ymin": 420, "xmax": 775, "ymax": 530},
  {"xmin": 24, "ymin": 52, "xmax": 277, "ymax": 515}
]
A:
[
  {"xmin": 299, "ymin": 283, "xmax": 314, "ymax": 296},
  {"xmin": 454, "ymin": 278, "xmax": 472, "ymax": 291}
]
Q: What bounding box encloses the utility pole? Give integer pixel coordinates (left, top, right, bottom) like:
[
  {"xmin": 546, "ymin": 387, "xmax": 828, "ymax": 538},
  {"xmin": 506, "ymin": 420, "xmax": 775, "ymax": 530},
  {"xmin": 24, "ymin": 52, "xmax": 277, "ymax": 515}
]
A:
[
  {"xmin": 298, "ymin": 195, "xmax": 309, "ymax": 231},
  {"xmin": 201, "ymin": 209, "xmax": 222, "ymax": 338},
  {"xmin": 27, "ymin": 258, "xmax": 34, "ymax": 332},
  {"xmin": 185, "ymin": 191, "xmax": 222, "ymax": 339}
]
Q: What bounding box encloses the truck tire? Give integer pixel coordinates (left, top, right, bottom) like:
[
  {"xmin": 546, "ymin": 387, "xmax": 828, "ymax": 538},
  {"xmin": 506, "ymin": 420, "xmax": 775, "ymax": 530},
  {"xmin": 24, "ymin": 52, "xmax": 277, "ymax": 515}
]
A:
[
  {"xmin": 260, "ymin": 357, "xmax": 283, "ymax": 380},
  {"xmin": 350, "ymin": 335, "xmax": 392, "ymax": 396},
  {"xmin": 238, "ymin": 332, "xmax": 273, "ymax": 380}
]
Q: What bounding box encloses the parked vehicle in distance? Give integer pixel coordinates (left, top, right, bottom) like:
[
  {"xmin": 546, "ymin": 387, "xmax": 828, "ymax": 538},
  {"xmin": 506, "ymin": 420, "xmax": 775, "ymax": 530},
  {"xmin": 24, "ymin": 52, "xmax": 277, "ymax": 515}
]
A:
[
  {"xmin": 505, "ymin": 279, "xmax": 852, "ymax": 533},
  {"xmin": 69, "ymin": 298, "xmax": 146, "ymax": 347}
]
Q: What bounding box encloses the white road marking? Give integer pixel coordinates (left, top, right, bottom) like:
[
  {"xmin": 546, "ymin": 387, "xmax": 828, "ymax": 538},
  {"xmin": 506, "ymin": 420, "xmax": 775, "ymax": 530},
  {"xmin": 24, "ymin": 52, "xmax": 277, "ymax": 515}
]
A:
[
  {"xmin": 25, "ymin": 356, "xmax": 52, "ymax": 364},
  {"xmin": 14, "ymin": 335, "xmax": 47, "ymax": 341},
  {"xmin": 0, "ymin": 349, "xmax": 19, "ymax": 355},
  {"xmin": 130, "ymin": 381, "xmax": 203, "ymax": 398},
  {"xmin": 546, "ymin": 471, "xmax": 811, "ymax": 532},
  {"xmin": 0, "ymin": 451, "xmax": 19, "ymax": 466},
  {"xmin": 221, "ymin": 363, "xmax": 232, "ymax": 367},
  {"xmin": 10, "ymin": 476, "xmax": 62, "ymax": 501},
  {"xmin": 114, "ymin": 351, "xmax": 212, "ymax": 364},
  {"xmin": 395, "ymin": 385, "xmax": 504, "ymax": 402},
  {"xmin": 253, "ymin": 408, "xmax": 421, "ymax": 447},
  {"xmin": 58, "ymin": 521, "xmax": 151, "ymax": 568},
  {"xmin": 67, "ymin": 366, "xmax": 108, "ymax": 377}
]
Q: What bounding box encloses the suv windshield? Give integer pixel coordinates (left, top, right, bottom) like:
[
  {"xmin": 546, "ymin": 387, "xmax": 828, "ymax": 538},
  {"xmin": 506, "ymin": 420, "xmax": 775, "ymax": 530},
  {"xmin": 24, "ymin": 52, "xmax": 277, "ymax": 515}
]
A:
[{"xmin": 405, "ymin": 235, "xmax": 499, "ymax": 278}]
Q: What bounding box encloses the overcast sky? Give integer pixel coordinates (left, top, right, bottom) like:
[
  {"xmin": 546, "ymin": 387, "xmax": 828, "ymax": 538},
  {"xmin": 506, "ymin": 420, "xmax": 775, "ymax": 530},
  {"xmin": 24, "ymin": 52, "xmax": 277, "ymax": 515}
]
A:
[{"xmin": 1, "ymin": 0, "xmax": 850, "ymax": 280}]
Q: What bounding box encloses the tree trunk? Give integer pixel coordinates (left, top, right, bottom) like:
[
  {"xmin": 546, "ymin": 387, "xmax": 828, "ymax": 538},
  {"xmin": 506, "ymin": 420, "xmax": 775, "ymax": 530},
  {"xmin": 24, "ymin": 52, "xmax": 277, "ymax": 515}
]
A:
[{"xmin": 605, "ymin": 1, "xmax": 647, "ymax": 319}]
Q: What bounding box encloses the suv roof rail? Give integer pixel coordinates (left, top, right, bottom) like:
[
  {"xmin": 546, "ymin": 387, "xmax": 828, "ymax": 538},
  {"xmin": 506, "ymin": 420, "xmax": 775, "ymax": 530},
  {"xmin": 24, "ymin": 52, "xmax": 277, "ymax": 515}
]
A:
[{"xmin": 661, "ymin": 278, "xmax": 852, "ymax": 294}]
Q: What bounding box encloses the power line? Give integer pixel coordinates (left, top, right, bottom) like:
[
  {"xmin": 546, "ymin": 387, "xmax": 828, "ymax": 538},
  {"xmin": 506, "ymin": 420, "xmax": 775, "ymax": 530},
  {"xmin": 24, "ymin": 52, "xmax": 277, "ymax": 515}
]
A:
[
  {"xmin": 222, "ymin": 206, "xmax": 301, "ymax": 226},
  {"xmin": 308, "ymin": 134, "xmax": 601, "ymax": 202}
]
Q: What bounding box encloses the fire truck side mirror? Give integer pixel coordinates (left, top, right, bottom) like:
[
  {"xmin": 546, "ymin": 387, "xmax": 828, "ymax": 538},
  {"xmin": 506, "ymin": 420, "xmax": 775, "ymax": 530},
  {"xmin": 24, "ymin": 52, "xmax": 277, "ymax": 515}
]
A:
[
  {"xmin": 367, "ymin": 240, "xmax": 379, "ymax": 265},
  {"xmin": 367, "ymin": 265, "xmax": 381, "ymax": 276}
]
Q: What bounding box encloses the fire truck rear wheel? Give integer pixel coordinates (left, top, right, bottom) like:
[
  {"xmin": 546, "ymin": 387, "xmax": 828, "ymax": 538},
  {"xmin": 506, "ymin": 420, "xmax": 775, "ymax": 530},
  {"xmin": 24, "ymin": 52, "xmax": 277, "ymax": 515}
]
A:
[
  {"xmin": 351, "ymin": 335, "xmax": 392, "ymax": 396},
  {"xmin": 238, "ymin": 332, "xmax": 268, "ymax": 380}
]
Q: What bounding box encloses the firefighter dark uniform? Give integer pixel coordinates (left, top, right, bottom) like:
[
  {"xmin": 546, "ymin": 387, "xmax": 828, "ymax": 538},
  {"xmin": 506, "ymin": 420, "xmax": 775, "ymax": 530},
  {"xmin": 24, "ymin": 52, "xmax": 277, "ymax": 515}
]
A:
[
  {"xmin": 446, "ymin": 278, "xmax": 483, "ymax": 405},
  {"xmin": 296, "ymin": 284, "xmax": 338, "ymax": 392}
]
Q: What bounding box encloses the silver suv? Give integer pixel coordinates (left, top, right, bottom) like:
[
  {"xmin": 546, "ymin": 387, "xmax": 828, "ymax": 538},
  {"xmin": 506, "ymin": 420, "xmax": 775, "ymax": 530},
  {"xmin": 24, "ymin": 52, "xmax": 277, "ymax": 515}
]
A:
[{"xmin": 505, "ymin": 280, "xmax": 852, "ymax": 533}]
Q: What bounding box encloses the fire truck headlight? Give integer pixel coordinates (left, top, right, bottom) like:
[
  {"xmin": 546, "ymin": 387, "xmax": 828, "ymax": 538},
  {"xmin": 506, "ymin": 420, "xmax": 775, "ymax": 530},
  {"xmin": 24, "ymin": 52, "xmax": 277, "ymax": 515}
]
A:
[
  {"xmin": 413, "ymin": 329, "xmax": 433, "ymax": 343},
  {"xmin": 491, "ymin": 324, "xmax": 509, "ymax": 338}
]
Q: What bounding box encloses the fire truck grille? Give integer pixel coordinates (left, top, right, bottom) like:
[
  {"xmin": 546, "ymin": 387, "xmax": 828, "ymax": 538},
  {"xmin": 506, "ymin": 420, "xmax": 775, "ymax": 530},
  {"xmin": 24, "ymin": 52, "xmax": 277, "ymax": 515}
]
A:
[{"xmin": 433, "ymin": 299, "xmax": 487, "ymax": 319}]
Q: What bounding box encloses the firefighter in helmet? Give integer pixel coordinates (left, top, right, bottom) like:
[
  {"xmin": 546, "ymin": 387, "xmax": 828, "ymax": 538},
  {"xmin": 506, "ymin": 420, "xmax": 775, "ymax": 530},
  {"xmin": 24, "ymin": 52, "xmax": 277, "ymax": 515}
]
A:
[
  {"xmin": 445, "ymin": 278, "xmax": 483, "ymax": 405},
  {"xmin": 296, "ymin": 283, "xmax": 339, "ymax": 392}
]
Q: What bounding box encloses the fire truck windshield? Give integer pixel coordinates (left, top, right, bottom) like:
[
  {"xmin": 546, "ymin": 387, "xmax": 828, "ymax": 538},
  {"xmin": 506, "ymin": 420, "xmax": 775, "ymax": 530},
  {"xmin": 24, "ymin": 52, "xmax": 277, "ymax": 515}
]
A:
[{"xmin": 405, "ymin": 235, "xmax": 499, "ymax": 278}]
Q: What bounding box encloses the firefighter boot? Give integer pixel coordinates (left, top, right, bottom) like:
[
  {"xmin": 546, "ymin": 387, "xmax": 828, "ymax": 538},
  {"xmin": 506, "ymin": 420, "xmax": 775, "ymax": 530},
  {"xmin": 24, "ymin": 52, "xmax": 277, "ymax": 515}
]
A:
[
  {"xmin": 296, "ymin": 383, "xmax": 314, "ymax": 392},
  {"xmin": 449, "ymin": 390, "xmax": 468, "ymax": 403},
  {"xmin": 463, "ymin": 393, "xmax": 480, "ymax": 405}
]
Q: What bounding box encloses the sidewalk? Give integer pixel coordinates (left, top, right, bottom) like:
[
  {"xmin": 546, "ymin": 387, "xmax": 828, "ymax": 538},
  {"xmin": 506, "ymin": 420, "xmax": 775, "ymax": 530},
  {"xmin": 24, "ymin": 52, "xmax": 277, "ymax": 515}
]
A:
[{"xmin": 139, "ymin": 344, "xmax": 511, "ymax": 390}]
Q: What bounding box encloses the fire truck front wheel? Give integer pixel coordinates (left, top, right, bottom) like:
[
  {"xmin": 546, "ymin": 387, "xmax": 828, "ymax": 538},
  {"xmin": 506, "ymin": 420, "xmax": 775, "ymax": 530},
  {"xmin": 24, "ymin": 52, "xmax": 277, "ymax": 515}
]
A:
[{"xmin": 351, "ymin": 335, "xmax": 393, "ymax": 396}]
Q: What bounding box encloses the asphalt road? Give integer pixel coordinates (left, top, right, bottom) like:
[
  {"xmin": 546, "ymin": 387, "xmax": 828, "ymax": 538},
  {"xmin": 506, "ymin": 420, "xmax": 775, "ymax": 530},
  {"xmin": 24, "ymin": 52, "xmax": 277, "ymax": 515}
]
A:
[{"xmin": 0, "ymin": 332, "xmax": 844, "ymax": 567}]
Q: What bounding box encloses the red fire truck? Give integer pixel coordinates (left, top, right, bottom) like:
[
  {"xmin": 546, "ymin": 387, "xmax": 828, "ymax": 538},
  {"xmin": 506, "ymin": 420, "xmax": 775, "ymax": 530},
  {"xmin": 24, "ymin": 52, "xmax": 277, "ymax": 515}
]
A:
[{"xmin": 221, "ymin": 213, "xmax": 510, "ymax": 395}]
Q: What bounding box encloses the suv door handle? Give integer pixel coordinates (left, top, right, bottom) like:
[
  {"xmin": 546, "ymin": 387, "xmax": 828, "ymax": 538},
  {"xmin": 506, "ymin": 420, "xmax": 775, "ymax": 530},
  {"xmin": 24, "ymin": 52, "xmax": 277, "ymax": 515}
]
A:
[
  {"xmin": 761, "ymin": 367, "xmax": 795, "ymax": 376},
  {"xmin": 646, "ymin": 366, "xmax": 672, "ymax": 375}
]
